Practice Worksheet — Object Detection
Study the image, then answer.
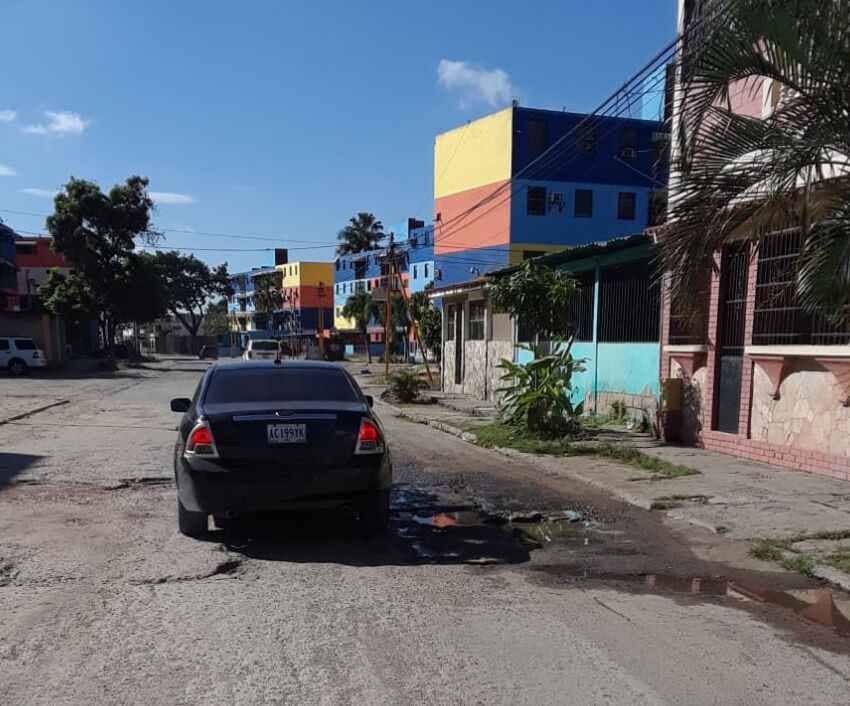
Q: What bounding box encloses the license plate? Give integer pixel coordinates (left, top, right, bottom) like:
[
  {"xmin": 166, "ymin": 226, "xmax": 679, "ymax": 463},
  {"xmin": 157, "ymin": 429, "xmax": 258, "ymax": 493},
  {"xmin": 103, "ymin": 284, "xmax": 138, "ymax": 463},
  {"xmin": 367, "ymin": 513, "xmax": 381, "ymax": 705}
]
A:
[{"xmin": 267, "ymin": 423, "xmax": 307, "ymax": 444}]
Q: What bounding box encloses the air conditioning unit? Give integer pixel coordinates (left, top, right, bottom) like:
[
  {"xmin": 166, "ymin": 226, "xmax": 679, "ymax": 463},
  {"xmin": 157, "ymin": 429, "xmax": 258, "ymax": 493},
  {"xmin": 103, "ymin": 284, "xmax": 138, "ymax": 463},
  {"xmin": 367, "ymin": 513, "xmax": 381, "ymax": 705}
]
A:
[{"xmin": 620, "ymin": 147, "xmax": 637, "ymax": 160}]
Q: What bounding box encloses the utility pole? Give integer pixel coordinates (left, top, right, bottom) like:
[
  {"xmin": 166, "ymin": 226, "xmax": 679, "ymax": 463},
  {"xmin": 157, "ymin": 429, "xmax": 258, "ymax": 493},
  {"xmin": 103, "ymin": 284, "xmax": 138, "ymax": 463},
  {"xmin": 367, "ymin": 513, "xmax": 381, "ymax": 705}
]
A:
[
  {"xmin": 390, "ymin": 248, "xmax": 435, "ymax": 387},
  {"xmin": 384, "ymin": 233, "xmax": 394, "ymax": 380},
  {"xmin": 317, "ymin": 281, "xmax": 326, "ymax": 360}
]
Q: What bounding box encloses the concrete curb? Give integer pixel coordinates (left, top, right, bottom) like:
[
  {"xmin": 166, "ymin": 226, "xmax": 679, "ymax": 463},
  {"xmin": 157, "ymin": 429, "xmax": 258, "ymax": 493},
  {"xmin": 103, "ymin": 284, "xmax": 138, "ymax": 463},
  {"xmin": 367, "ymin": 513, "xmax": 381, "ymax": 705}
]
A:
[{"xmin": 812, "ymin": 565, "xmax": 850, "ymax": 593}]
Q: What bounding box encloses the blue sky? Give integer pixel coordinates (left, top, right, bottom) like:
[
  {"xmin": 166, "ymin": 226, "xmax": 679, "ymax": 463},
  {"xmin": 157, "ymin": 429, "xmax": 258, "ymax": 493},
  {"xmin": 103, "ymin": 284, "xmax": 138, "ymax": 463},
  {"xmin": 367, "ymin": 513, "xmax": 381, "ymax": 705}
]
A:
[{"xmin": 0, "ymin": 0, "xmax": 675, "ymax": 273}]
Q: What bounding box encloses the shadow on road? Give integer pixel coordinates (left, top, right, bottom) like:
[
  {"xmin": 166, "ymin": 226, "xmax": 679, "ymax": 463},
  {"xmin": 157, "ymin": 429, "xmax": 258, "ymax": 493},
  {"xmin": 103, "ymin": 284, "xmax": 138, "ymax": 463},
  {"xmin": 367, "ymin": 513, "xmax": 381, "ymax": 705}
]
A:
[
  {"xmin": 215, "ymin": 484, "xmax": 539, "ymax": 567},
  {"xmin": 0, "ymin": 452, "xmax": 44, "ymax": 490}
]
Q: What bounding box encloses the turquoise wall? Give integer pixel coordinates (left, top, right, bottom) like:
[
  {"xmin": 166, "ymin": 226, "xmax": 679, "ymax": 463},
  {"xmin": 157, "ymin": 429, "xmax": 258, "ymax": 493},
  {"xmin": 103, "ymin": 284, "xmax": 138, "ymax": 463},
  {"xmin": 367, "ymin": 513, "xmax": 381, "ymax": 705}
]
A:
[
  {"xmin": 596, "ymin": 343, "xmax": 660, "ymax": 398},
  {"xmin": 569, "ymin": 342, "xmax": 595, "ymax": 406}
]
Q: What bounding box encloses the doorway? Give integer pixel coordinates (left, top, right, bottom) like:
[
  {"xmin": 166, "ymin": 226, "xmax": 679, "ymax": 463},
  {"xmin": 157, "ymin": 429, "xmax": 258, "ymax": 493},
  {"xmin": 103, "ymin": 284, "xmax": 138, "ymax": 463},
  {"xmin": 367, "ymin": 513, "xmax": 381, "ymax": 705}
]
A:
[{"xmin": 714, "ymin": 244, "xmax": 749, "ymax": 434}]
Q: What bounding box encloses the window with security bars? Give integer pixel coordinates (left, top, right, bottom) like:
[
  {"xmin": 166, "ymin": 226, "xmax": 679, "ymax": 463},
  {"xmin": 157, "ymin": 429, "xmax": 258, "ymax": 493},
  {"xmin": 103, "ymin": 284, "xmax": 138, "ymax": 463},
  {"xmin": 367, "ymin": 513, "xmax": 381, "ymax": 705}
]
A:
[
  {"xmin": 668, "ymin": 272, "xmax": 709, "ymax": 345},
  {"xmin": 527, "ymin": 186, "xmax": 547, "ymax": 216},
  {"xmin": 753, "ymin": 229, "xmax": 850, "ymax": 345},
  {"xmin": 446, "ymin": 305, "xmax": 455, "ymax": 340},
  {"xmin": 566, "ymin": 270, "xmax": 595, "ymax": 341},
  {"xmin": 598, "ymin": 261, "xmax": 660, "ymax": 342},
  {"xmin": 468, "ymin": 301, "xmax": 486, "ymax": 340}
]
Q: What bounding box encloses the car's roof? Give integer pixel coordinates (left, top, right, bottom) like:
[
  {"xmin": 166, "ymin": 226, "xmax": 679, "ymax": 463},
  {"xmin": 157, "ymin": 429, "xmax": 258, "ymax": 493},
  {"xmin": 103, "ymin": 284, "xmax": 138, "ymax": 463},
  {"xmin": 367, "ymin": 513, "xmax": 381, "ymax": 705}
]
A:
[{"xmin": 211, "ymin": 359, "xmax": 346, "ymax": 372}]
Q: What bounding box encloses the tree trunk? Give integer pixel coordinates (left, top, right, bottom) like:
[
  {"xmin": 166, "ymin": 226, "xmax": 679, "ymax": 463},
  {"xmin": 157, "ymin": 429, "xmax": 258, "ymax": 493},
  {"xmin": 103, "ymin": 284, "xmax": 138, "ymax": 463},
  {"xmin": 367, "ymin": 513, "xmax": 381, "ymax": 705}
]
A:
[{"xmin": 364, "ymin": 331, "xmax": 371, "ymax": 364}]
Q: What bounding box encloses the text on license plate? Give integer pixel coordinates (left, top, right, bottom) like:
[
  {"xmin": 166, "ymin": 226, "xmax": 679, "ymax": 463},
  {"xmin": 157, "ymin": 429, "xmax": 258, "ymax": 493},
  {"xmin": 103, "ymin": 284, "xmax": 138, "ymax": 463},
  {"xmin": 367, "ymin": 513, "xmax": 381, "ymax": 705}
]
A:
[{"xmin": 267, "ymin": 423, "xmax": 307, "ymax": 444}]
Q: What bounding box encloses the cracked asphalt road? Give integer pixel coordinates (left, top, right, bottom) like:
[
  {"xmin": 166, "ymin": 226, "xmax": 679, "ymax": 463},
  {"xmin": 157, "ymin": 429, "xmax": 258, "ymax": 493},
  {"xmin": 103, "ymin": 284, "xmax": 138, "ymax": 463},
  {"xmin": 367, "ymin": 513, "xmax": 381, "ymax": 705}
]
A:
[{"xmin": 2, "ymin": 360, "xmax": 850, "ymax": 705}]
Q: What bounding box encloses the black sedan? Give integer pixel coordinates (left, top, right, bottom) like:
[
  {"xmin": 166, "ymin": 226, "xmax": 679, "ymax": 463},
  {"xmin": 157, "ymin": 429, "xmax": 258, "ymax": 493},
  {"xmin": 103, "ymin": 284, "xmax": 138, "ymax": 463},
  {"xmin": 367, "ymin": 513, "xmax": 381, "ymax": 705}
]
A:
[{"xmin": 170, "ymin": 360, "xmax": 391, "ymax": 537}]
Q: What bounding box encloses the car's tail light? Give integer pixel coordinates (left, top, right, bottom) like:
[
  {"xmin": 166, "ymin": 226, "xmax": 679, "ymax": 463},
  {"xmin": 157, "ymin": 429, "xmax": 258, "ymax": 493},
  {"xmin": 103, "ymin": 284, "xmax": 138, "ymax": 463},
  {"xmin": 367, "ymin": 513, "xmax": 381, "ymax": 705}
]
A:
[
  {"xmin": 355, "ymin": 418, "xmax": 384, "ymax": 455},
  {"xmin": 32, "ymin": 351, "xmax": 40, "ymax": 359},
  {"xmin": 186, "ymin": 420, "xmax": 218, "ymax": 457}
]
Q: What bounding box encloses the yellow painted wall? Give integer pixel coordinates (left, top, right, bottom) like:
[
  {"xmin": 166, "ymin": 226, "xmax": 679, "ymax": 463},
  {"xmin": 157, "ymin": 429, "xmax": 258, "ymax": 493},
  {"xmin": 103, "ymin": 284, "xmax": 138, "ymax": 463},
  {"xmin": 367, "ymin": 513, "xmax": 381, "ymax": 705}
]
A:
[
  {"xmin": 434, "ymin": 107, "xmax": 513, "ymax": 200},
  {"xmin": 508, "ymin": 243, "xmax": 569, "ymax": 265},
  {"xmin": 278, "ymin": 261, "xmax": 334, "ymax": 288}
]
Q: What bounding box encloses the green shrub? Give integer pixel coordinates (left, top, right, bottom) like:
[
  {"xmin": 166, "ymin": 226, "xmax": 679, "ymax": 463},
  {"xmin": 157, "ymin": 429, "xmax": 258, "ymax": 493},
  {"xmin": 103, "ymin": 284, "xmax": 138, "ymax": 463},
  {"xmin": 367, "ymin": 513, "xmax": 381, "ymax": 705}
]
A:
[
  {"xmin": 496, "ymin": 341, "xmax": 586, "ymax": 437},
  {"xmin": 388, "ymin": 368, "xmax": 429, "ymax": 403}
]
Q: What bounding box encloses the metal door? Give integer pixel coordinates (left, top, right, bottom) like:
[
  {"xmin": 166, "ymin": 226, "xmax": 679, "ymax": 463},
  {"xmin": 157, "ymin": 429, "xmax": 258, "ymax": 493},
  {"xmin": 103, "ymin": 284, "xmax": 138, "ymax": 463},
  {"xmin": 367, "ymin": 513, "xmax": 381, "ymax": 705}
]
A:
[
  {"xmin": 714, "ymin": 244, "xmax": 749, "ymax": 433},
  {"xmin": 454, "ymin": 306, "xmax": 463, "ymax": 385}
]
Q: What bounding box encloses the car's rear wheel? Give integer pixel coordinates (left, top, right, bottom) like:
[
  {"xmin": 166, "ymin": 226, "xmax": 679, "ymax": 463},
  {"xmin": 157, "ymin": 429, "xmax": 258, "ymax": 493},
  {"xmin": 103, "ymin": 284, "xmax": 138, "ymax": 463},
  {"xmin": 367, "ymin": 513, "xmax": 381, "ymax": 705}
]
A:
[
  {"xmin": 8, "ymin": 358, "xmax": 27, "ymax": 376},
  {"xmin": 359, "ymin": 489, "xmax": 390, "ymax": 535},
  {"xmin": 178, "ymin": 499, "xmax": 208, "ymax": 537}
]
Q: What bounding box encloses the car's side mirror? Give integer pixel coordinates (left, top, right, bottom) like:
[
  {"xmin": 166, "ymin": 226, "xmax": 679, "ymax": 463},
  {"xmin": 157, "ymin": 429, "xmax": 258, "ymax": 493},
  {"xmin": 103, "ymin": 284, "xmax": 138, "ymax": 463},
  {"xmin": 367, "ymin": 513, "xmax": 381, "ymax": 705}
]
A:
[
  {"xmin": 170, "ymin": 398, "xmax": 191, "ymax": 413},
  {"xmin": 365, "ymin": 395, "xmax": 374, "ymax": 408}
]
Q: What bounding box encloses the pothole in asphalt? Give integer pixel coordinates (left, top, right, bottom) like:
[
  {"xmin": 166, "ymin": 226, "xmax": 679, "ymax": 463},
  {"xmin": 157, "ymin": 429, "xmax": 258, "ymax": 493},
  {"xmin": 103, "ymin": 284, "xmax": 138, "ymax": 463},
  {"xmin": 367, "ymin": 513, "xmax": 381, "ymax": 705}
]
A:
[{"xmin": 217, "ymin": 483, "xmax": 596, "ymax": 567}]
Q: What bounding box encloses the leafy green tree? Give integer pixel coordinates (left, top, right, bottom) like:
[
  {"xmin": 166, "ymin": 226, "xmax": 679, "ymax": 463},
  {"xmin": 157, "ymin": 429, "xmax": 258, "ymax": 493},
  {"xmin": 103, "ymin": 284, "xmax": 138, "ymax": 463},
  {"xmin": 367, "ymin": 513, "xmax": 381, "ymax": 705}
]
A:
[
  {"xmin": 152, "ymin": 251, "xmax": 232, "ymax": 343},
  {"xmin": 408, "ymin": 291, "xmax": 442, "ymax": 361},
  {"xmin": 252, "ymin": 271, "xmax": 282, "ymax": 317},
  {"xmin": 490, "ymin": 260, "xmax": 577, "ymax": 348},
  {"xmin": 203, "ymin": 300, "xmax": 231, "ymax": 337},
  {"xmin": 661, "ymin": 0, "xmax": 850, "ymax": 324},
  {"xmin": 336, "ymin": 213, "xmax": 384, "ymax": 255},
  {"xmin": 40, "ymin": 176, "xmax": 159, "ymax": 348},
  {"xmin": 341, "ymin": 290, "xmax": 378, "ymax": 362}
]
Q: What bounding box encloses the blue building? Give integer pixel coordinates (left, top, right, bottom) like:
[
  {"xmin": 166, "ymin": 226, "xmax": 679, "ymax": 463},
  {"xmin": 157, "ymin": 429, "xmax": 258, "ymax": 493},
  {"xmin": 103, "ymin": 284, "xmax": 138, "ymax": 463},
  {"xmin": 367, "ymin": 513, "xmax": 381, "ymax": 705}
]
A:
[
  {"xmin": 333, "ymin": 219, "xmax": 435, "ymax": 357},
  {"xmin": 433, "ymin": 104, "xmax": 669, "ymax": 286}
]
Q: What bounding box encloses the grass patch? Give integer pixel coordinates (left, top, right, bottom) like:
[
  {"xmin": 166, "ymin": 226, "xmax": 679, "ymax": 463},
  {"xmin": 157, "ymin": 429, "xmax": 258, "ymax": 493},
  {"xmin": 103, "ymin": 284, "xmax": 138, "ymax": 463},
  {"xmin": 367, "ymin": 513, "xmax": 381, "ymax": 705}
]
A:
[
  {"xmin": 650, "ymin": 494, "xmax": 710, "ymax": 511},
  {"xmin": 782, "ymin": 553, "xmax": 817, "ymax": 577},
  {"xmin": 471, "ymin": 423, "xmax": 697, "ymax": 479},
  {"xmin": 750, "ymin": 538, "xmax": 788, "ymax": 562},
  {"xmin": 826, "ymin": 550, "xmax": 850, "ymax": 574}
]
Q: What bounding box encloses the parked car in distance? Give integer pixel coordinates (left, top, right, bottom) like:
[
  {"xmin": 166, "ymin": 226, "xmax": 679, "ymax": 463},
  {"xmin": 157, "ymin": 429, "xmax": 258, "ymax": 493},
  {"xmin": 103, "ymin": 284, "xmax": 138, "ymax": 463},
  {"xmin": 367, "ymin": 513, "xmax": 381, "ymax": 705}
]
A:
[
  {"xmin": 0, "ymin": 336, "xmax": 47, "ymax": 375},
  {"xmin": 198, "ymin": 345, "xmax": 218, "ymax": 360},
  {"xmin": 169, "ymin": 360, "xmax": 391, "ymax": 537},
  {"xmin": 242, "ymin": 339, "xmax": 280, "ymax": 361}
]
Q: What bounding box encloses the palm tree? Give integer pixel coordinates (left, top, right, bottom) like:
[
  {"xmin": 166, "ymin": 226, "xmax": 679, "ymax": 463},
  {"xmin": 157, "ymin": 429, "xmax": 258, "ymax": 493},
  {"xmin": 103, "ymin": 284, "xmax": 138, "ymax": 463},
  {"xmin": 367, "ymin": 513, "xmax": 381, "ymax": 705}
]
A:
[
  {"xmin": 660, "ymin": 0, "xmax": 850, "ymax": 324},
  {"xmin": 341, "ymin": 290, "xmax": 377, "ymax": 362},
  {"xmin": 336, "ymin": 213, "xmax": 384, "ymax": 256}
]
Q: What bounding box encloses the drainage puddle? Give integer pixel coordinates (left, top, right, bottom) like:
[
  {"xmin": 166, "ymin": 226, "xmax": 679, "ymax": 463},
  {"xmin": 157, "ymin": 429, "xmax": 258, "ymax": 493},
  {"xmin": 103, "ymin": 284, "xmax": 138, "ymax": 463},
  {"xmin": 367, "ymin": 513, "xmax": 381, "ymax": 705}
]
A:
[{"xmin": 539, "ymin": 570, "xmax": 850, "ymax": 638}]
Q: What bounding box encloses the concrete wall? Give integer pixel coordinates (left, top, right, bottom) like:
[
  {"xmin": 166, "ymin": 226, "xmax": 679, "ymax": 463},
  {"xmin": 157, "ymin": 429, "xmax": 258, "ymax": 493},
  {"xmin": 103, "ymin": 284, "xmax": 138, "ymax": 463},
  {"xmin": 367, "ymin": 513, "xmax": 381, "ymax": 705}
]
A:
[{"xmin": 751, "ymin": 361, "xmax": 850, "ymax": 459}]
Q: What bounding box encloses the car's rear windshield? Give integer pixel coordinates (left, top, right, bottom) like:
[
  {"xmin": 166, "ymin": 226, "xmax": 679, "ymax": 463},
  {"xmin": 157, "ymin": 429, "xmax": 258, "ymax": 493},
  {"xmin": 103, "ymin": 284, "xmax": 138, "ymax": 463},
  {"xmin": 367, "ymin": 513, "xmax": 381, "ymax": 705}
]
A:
[
  {"xmin": 250, "ymin": 340, "xmax": 279, "ymax": 351},
  {"xmin": 204, "ymin": 367, "xmax": 359, "ymax": 403},
  {"xmin": 14, "ymin": 339, "xmax": 35, "ymax": 350}
]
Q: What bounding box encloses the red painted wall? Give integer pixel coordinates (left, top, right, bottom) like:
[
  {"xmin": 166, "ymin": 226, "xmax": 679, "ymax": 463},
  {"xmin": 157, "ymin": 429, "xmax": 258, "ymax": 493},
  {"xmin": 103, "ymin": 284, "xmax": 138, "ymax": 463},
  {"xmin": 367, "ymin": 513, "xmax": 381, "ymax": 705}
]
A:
[
  {"xmin": 15, "ymin": 238, "xmax": 67, "ymax": 268},
  {"xmin": 434, "ymin": 179, "xmax": 511, "ymax": 256}
]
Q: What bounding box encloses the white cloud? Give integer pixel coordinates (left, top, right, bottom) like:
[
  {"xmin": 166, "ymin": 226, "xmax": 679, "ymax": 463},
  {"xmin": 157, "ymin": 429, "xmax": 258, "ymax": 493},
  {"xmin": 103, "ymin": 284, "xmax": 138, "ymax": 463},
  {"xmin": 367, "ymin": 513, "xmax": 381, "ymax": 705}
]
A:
[
  {"xmin": 0, "ymin": 164, "xmax": 15, "ymax": 176},
  {"xmin": 0, "ymin": 110, "xmax": 16, "ymax": 123},
  {"xmin": 437, "ymin": 59, "xmax": 516, "ymax": 108},
  {"xmin": 23, "ymin": 110, "xmax": 90, "ymax": 136},
  {"xmin": 150, "ymin": 192, "xmax": 195, "ymax": 205},
  {"xmin": 19, "ymin": 188, "xmax": 58, "ymax": 198}
]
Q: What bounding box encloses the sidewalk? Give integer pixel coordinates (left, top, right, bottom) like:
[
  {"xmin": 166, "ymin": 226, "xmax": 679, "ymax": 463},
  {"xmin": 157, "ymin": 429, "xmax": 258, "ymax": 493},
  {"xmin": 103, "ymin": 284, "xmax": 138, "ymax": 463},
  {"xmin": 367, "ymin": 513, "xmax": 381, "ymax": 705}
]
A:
[{"xmin": 372, "ymin": 387, "xmax": 850, "ymax": 589}]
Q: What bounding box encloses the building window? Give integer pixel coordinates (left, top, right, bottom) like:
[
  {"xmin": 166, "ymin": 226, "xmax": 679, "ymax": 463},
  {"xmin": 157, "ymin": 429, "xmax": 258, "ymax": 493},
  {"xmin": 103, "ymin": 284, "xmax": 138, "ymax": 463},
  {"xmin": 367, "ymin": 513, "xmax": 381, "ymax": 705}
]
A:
[
  {"xmin": 577, "ymin": 126, "xmax": 597, "ymax": 154},
  {"xmin": 367, "ymin": 280, "xmax": 372, "ymax": 291},
  {"xmin": 335, "ymin": 260, "xmax": 340, "ymax": 271},
  {"xmin": 753, "ymin": 229, "xmax": 850, "ymax": 345},
  {"xmin": 575, "ymin": 189, "xmax": 593, "ymax": 218},
  {"xmin": 527, "ymin": 118, "xmax": 548, "ymax": 159},
  {"xmin": 620, "ymin": 127, "xmax": 638, "ymax": 159},
  {"xmin": 424, "ymin": 263, "xmax": 429, "ymax": 278},
  {"xmin": 598, "ymin": 261, "xmax": 659, "ymax": 342},
  {"xmin": 468, "ymin": 301, "xmax": 486, "ymax": 340},
  {"xmin": 446, "ymin": 305, "xmax": 456, "ymax": 340},
  {"xmin": 617, "ymin": 192, "xmax": 636, "ymax": 220},
  {"xmin": 413, "ymin": 265, "xmax": 418, "ymax": 279},
  {"xmin": 527, "ymin": 186, "xmax": 547, "ymax": 216}
]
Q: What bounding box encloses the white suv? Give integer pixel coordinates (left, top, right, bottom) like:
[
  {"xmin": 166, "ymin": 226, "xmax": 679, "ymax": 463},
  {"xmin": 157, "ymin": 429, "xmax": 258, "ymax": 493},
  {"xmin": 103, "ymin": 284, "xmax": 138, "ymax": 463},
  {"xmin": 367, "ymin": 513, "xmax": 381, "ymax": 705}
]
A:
[
  {"xmin": 242, "ymin": 339, "xmax": 280, "ymax": 361},
  {"xmin": 0, "ymin": 337, "xmax": 47, "ymax": 375}
]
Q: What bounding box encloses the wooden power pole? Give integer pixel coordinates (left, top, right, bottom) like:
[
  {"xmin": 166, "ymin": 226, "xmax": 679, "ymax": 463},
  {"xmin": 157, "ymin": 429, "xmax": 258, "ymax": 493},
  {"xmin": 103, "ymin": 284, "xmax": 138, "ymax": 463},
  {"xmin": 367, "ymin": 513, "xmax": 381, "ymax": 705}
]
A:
[{"xmin": 384, "ymin": 233, "xmax": 394, "ymax": 380}]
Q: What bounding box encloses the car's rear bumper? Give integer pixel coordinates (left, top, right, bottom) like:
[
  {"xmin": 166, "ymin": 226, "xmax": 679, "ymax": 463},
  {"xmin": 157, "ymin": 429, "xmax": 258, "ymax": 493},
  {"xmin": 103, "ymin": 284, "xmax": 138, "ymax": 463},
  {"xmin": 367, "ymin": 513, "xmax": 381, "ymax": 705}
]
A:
[{"xmin": 175, "ymin": 454, "xmax": 391, "ymax": 514}]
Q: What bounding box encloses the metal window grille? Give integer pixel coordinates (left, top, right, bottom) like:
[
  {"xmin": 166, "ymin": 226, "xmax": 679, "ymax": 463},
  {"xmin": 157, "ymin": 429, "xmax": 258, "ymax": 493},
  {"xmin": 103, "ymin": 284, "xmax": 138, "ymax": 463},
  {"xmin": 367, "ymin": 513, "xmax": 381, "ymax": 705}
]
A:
[
  {"xmin": 446, "ymin": 305, "xmax": 455, "ymax": 340},
  {"xmin": 598, "ymin": 261, "xmax": 660, "ymax": 342},
  {"xmin": 566, "ymin": 271, "xmax": 595, "ymax": 342},
  {"xmin": 753, "ymin": 229, "xmax": 850, "ymax": 345},
  {"xmin": 527, "ymin": 186, "xmax": 547, "ymax": 216},
  {"xmin": 669, "ymin": 273, "xmax": 709, "ymax": 345},
  {"xmin": 468, "ymin": 302, "xmax": 486, "ymax": 340}
]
